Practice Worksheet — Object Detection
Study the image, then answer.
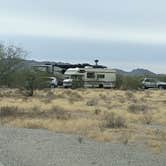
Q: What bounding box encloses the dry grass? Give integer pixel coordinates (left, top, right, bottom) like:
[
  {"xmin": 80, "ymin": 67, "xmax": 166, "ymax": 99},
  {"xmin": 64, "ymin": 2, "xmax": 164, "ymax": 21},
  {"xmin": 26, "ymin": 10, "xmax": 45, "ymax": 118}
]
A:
[
  {"xmin": 102, "ymin": 112, "xmax": 127, "ymax": 128},
  {"xmin": 0, "ymin": 88, "xmax": 166, "ymax": 151}
]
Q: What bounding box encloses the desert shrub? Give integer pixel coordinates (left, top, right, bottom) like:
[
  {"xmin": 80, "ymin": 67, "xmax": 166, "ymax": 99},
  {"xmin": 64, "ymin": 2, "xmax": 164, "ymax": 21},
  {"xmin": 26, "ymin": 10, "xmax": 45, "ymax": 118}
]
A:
[
  {"xmin": 61, "ymin": 90, "xmax": 83, "ymax": 103},
  {"xmin": 86, "ymin": 98, "xmax": 98, "ymax": 106},
  {"xmin": 25, "ymin": 106, "xmax": 42, "ymax": 118},
  {"xmin": 15, "ymin": 69, "xmax": 53, "ymax": 96},
  {"xmin": 128, "ymin": 104, "xmax": 149, "ymax": 113},
  {"xmin": 125, "ymin": 91, "xmax": 138, "ymax": 103},
  {"xmin": 23, "ymin": 121, "xmax": 46, "ymax": 129},
  {"xmin": 40, "ymin": 90, "xmax": 56, "ymax": 103},
  {"xmin": 102, "ymin": 112, "xmax": 127, "ymax": 128},
  {"xmin": 0, "ymin": 106, "xmax": 19, "ymax": 117},
  {"xmin": 66, "ymin": 90, "xmax": 82, "ymax": 99},
  {"xmin": 119, "ymin": 133, "xmax": 131, "ymax": 145},
  {"xmin": 46, "ymin": 91, "xmax": 55, "ymax": 97},
  {"xmin": 142, "ymin": 113, "xmax": 153, "ymax": 125},
  {"xmin": 116, "ymin": 74, "xmax": 142, "ymax": 90},
  {"xmin": 99, "ymin": 94, "xmax": 107, "ymax": 100},
  {"xmin": 0, "ymin": 88, "xmax": 22, "ymax": 97},
  {"xmin": 94, "ymin": 108, "xmax": 101, "ymax": 115},
  {"xmin": 48, "ymin": 106, "xmax": 71, "ymax": 120},
  {"xmin": 144, "ymin": 90, "xmax": 152, "ymax": 98},
  {"xmin": 78, "ymin": 136, "xmax": 83, "ymax": 144},
  {"xmin": 125, "ymin": 91, "xmax": 134, "ymax": 98},
  {"xmin": 0, "ymin": 43, "xmax": 26, "ymax": 87}
]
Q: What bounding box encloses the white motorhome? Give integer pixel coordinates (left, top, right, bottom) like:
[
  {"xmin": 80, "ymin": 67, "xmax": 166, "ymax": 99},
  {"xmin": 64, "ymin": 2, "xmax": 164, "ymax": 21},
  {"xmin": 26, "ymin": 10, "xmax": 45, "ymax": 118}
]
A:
[{"xmin": 63, "ymin": 67, "xmax": 116, "ymax": 88}]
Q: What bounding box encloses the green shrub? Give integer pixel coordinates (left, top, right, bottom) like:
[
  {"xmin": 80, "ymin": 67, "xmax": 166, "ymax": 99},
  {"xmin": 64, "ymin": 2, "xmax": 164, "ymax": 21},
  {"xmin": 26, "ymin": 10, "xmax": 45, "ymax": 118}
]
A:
[{"xmin": 116, "ymin": 74, "xmax": 142, "ymax": 90}]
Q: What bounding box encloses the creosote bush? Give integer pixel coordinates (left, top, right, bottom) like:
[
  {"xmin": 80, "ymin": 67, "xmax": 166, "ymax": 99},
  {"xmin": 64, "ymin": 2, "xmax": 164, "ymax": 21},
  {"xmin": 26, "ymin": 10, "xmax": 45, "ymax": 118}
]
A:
[{"xmin": 116, "ymin": 74, "xmax": 142, "ymax": 90}]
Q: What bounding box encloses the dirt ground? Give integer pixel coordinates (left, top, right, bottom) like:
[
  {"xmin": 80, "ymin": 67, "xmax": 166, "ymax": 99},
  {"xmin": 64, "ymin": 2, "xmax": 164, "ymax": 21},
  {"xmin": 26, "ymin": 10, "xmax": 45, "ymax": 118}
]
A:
[{"xmin": 0, "ymin": 88, "xmax": 166, "ymax": 153}]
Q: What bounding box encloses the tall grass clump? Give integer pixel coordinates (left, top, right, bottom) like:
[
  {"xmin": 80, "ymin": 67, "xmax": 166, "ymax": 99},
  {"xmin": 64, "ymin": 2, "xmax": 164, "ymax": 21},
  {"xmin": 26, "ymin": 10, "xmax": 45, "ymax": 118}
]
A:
[
  {"xmin": 128, "ymin": 104, "xmax": 149, "ymax": 114},
  {"xmin": 102, "ymin": 112, "xmax": 127, "ymax": 128},
  {"xmin": 0, "ymin": 106, "xmax": 19, "ymax": 117},
  {"xmin": 48, "ymin": 106, "xmax": 71, "ymax": 120},
  {"xmin": 86, "ymin": 98, "xmax": 98, "ymax": 106}
]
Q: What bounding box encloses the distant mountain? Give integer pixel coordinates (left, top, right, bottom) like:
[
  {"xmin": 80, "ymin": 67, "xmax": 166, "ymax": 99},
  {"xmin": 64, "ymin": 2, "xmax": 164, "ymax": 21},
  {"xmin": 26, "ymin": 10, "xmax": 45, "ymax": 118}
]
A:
[
  {"xmin": 18, "ymin": 60, "xmax": 164, "ymax": 76},
  {"xmin": 115, "ymin": 68, "xmax": 156, "ymax": 76}
]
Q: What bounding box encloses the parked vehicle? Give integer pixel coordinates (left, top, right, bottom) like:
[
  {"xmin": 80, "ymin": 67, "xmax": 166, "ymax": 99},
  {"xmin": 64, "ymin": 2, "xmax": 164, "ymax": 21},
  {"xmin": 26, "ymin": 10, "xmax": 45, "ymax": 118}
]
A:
[
  {"xmin": 142, "ymin": 78, "xmax": 166, "ymax": 89},
  {"xmin": 48, "ymin": 77, "xmax": 58, "ymax": 88},
  {"xmin": 63, "ymin": 67, "xmax": 116, "ymax": 88}
]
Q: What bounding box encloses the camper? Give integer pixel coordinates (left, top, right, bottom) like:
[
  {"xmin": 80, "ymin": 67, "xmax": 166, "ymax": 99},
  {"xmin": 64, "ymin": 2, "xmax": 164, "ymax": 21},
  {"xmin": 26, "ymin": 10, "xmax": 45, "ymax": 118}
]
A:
[{"xmin": 63, "ymin": 67, "xmax": 116, "ymax": 88}]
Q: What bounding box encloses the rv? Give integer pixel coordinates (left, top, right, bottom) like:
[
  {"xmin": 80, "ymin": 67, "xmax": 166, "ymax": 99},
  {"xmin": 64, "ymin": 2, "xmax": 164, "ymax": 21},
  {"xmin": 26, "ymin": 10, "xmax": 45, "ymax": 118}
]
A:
[{"xmin": 63, "ymin": 67, "xmax": 116, "ymax": 88}]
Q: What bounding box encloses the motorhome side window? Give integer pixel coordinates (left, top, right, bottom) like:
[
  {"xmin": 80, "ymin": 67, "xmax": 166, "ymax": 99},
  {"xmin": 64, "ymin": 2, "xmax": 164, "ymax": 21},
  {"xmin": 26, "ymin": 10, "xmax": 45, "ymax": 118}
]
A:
[
  {"xmin": 87, "ymin": 72, "xmax": 95, "ymax": 79},
  {"xmin": 97, "ymin": 74, "xmax": 105, "ymax": 79}
]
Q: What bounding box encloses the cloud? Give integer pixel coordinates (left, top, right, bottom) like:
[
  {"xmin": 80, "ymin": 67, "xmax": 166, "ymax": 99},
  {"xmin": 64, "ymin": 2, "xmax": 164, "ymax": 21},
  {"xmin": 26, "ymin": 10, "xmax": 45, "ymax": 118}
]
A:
[{"xmin": 1, "ymin": 14, "xmax": 166, "ymax": 45}]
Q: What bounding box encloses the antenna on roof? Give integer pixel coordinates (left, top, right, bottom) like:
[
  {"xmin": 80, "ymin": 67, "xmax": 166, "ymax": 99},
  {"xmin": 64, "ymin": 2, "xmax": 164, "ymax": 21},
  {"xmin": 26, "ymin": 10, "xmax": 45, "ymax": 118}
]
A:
[{"xmin": 94, "ymin": 59, "xmax": 99, "ymax": 66}]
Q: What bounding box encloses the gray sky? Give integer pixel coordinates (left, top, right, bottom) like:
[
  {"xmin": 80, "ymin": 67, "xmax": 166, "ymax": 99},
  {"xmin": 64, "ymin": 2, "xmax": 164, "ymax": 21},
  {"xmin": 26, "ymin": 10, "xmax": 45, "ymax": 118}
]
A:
[{"xmin": 0, "ymin": 0, "xmax": 166, "ymax": 73}]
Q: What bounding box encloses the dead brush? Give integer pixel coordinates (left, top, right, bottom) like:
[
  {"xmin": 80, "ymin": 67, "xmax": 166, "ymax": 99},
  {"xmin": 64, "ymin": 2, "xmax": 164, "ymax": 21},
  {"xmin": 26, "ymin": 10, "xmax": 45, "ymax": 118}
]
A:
[
  {"xmin": 125, "ymin": 91, "xmax": 138, "ymax": 103},
  {"xmin": 48, "ymin": 106, "xmax": 71, "ymax": 120},
  {"xmin": 125, "ymin": 91, "xmax": 134, "ymax": 99},
  {"xmin": 94, "ymin": 108, "xmax": 101, "ymax": 115},
  {"xmin": 46, "ymin": 90, "xmax": 55, "ymax": 98},
  {"xmin": 144, "ymin": 90, "xmax": 153, "ymax": 98},
  {"xmin": 119, "ymin": 132, "xmax": 131, "ymax": 145},
  {"xmin": 26, "ymin": 106, "xmax": 44, "ymax": 118},
  {"xmin": 60, "ymin": 90, "xmax": 83, "ymax": 103},
  {"xmin": 38, "ymin": 90, "xmax": 56, "ymax": 103},
  {"xmin": 86, "ymin": 98, "xmax": 98, "ymax": 106},
  {"xmin": 128, "ymin": 103, "xmax": 149, "ymax": 114},
  {"xmin": 65, "ymin": 90, "xmax": 82, "ymax": 98},
  {"xmin": 116, "ymin": 95, "xmax": 125, "ymax": 103},
  {"xmin": 0, "ymin": 106, "xmax": 20, "ymax": 117},
  {"xmin": 23, "ymin": 121, "xmax": 47, "ymax": 129},
  {"xmin": 99, "ymin": 93, "xmax": 107, "ymax": 100},
  {"xmin": 99, "ymin": 94, "xmax": 112, "ymax": 105},
  {"xmin": 102, "ymin": 112, "xmax": 127, "ymax": 128},
  {"xmin": 0, "ymin": 89, "xmax": 17, "ymax": 97},
  {"xmin": 142, "ymin": 113, "xmax": 153, "ymax": 125}
]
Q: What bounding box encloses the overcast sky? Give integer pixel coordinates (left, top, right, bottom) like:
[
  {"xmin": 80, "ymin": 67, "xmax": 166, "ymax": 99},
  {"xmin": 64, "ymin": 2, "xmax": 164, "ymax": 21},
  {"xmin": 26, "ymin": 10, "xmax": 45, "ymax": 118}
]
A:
[{"xmin": 0, "ymin": 0, "xmax": 166, "ymax": 73}]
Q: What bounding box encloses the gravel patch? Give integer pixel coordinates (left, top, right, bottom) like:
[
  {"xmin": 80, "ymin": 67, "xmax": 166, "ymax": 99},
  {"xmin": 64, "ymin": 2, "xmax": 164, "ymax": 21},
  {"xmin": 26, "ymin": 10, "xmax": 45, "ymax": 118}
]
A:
[{"xmin": 0, "ymin": 127, "xmax": 165, "ymax": 166}]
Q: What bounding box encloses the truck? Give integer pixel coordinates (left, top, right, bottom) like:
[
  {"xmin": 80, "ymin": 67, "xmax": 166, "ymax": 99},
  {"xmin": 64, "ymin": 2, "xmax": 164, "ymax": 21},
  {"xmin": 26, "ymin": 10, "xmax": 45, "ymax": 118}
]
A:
[
  {"xmin": 142, "ymin": 78, "xmax": 166, "ymax": 89},
  {"xmin": 63, "ymin": 67, "xmax": 116, "ymax": 88}
]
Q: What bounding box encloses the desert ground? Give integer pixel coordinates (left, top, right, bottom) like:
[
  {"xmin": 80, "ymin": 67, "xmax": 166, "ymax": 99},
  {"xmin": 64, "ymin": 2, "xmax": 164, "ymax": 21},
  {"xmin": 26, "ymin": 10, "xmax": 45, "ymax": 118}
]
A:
[
  {"xmin": 0, "ymin": 127, "xmax": 165, "ymax": 166},
  {"xmin": 0, "ymin": 88, "xmax": 166, "ymax": 165}
]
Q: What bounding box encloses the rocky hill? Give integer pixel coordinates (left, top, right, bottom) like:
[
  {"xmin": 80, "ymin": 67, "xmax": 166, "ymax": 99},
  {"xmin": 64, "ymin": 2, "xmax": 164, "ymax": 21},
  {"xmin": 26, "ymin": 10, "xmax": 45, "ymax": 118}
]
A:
[
  {"xmin": 115, "ymin": 68, "xmax": 156, "ymax": 76},
  {"xmin": 19, "ymin": 60, "xmax": 164, "ymax": 76}
]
